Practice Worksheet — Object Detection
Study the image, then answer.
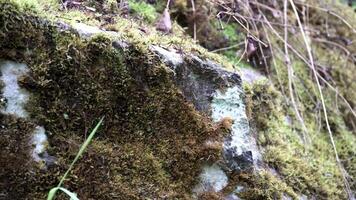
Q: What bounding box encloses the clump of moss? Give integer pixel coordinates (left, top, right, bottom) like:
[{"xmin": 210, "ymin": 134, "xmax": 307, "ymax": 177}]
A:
[
  {"xmin": 128, "ymin": 0, "xmax": 157, "ymax": 23},
  {"xmin": 243, "ymin": 79, "xmax": 355, "ymax": 199},
  {"xmin": 0, "ymin": 115, "xmax": 58, "ymax": 199},
  {"xmin": 238, "ymin": 170, "xmax": 298, "ymax": 200}
]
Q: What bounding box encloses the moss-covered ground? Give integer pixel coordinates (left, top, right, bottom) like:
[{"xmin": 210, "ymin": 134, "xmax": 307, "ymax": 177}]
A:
[{"xmin": 241, "ymin": 1, "xmax": 356, "ymax": 198}]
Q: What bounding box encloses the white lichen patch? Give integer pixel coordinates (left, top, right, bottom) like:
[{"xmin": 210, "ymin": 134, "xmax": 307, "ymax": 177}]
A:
[
  {"xmin": 31, "ymin": 126, "xmax": 48, "ymax": 162},
  {"xmin": 0, "ymin": 61, "xmax": 52, "ymax": 164},
  {"xmin": 194, "ymin": 86, "xmax": 260, "ymax": 198},
  {"xmin": 0, "ymin": 61, "xmax": 30, "ymax": 118},
  {"xmin": 211, "ymin": 86, "xmax": 261, "ymax": 165},
  {"xmin": 193, "ymin": 164, "xmax": 228, "ymax": 194}
]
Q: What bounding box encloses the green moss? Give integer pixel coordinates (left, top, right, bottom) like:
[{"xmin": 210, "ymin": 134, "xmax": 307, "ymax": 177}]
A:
[
  {"xmin": 10, "ymin": 0, "xmax": 238, "ymax": 70},
  {"xmin": 238, "ymin": 170, "xmax": 299, "ymax": 200},
  {"xmin": 256, "ymin": 8, "xmax": 356, "ymax": 198},
  {"xmin": 128, "ymin": 0, "xmax": 157, "ymax": 23},
  {"xmin": 214, "ymin": 22, "xmax": 240, "ymax": 42},
  {"xmin": 244, "ymin": 78, "xmax": 354, "ymax": 199},
  {"xmin": 103, "ymin": 0, "xmax": 119, "ymax": 13}
]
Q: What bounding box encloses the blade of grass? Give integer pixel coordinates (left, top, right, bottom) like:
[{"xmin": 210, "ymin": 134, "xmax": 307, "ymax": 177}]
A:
[
  {"xmin": 48, "ymin": 187, "xmax": 79, "ymax": 200},
  {"xmin": 47, "ymin": 117, "xmax": 104, "ymax": 200}
]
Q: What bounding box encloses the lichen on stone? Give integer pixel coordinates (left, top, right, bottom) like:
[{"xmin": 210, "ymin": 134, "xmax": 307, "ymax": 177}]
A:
[{"xmin": 0, "ymin": 61, "xmax": 30, "ymax": 118}]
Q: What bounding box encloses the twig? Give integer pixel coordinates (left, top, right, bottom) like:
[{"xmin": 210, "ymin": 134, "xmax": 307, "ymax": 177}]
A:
[
  {"xmin": 190, "ymin": 0, "xmax": 197, "ymax": 41},
  {"xmin": 260, "ymin": 20, "xmax": 288, "ymax": 99},
  {"xmin": 289, "ymin": 0, "xmax": 353, "ymax": 198},
  {"xmin": 210, "ymin": 42, "xmax": 245, "ymax": 52},
  {"xmin": 250, "ymin": 2, "xmax": 270, "ymax": 74},
  {"xmin": 294, "ymin": 1, "xmax": 356, "ymax": 33},
  {"xmin": 166, "ymin": 0, "xmax": 171, "ymax": 9},
  {"xmin": 283, "ymin": 0, "xmax": 310, "ymax": 145},
  {"xmin": 217, "ymin": 11, "xmax": 268, "ymax": 47},
  {"xmin": 312, "ymin": 38, "xmax": 351, "ymax": 56},
  {"xmin": 261, "ymin": 13, "xmax": 356, "ymax": 121}
]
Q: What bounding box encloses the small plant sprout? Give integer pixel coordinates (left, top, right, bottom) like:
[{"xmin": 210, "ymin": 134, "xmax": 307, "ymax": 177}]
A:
[{"xmin": 47, "ymin": 117, "xmax": 104, "ymax": 200}]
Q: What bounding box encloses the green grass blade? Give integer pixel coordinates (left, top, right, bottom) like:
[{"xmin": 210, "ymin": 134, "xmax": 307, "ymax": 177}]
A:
[
  {"xmin": 47, "ymin": 117, "xmax": 104, "ymax": 200},
  {"xmin": 58, "ymin": 187, "xmax": 79, "ymax": 200},
  {"xmin": 47, "ymin": 187, "xmax": 79, "ymax": 200},
  {"xmin": 47, "ymin": 187, "xmax": 59, "ymax": 200}
]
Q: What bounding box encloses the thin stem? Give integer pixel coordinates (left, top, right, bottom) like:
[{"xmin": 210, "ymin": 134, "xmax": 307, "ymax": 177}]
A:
[{"xmin": 289, "ymin": 0, "xmax": 352, "ymax": 198}]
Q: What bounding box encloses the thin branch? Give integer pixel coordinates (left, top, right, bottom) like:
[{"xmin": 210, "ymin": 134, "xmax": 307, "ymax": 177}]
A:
[
  {"xmin": 283, "ymin": 0, "xmax": 310, "ymax": 145},
  {"xmin": 294, "ymin": 1, "xmax": 356, "ymax": 33},
  {"xmin": 245, "ymin": 2, "xmax": 270, "ymax": 73},
  {"xmin": 190, "ymin": 0, "xmax": 197, "ymax": 41},
  {"xmin": 289, "ymin": 0, "xmax": 353, "ymax": 198},
  {"xmin": 210, "ymin": 42, "xmax": 245, "ymax": 53},
  {"xmin": 261, "ymin": 14, "xmax": 356, "ymax": 121},
  {"xmin": 217, "ymin": 11, "xmax": 268, "ymax": 47},
  {"xmin": 166, "ymin": 0, "xmax": 171, "ymax": 9}
]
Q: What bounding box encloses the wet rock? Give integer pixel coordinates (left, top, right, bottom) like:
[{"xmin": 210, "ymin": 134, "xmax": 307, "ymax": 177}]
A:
[
  {"xmin": 150, "ymin": 45, "xmax": 183, "ymax": 67},
  {"xmin": 0, "ymin": 61, "xmax": 29, "ymax": 118},
  {"xmin": 1, "ymin": 17, "xmax": 258, "ymax": 198}
]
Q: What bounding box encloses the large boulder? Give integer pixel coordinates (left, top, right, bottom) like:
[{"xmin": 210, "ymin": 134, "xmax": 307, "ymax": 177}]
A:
[{"xmin": 0, "ymin": 2, "xmax": 260, "ymax": 199}]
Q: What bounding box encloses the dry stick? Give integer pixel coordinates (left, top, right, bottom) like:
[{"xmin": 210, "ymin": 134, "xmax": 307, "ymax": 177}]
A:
[
  {"xmin": 313, "ymin": 38, "xmax": 351, "ymax": 55},
  {"xmin": 260, "ymin": 22, "xmax": 288, "ymax": 99},
  {"xmin": 312, "ymin": 38, "xmax": 354, "ymax": 63},
  {"xmin": 320, "ymin": 2, "xmax": 353, "ymax": 32},
  {"xmin": 217, "ymin": 10, "xmax": 267, "ymax": 47},
  {"xmin": 250, "ymin": 3, "xmax": 271, "ymax": 76},
  {"xmin": 236, "ymin": 37, "xmax": 248, "ymax": 65},
  {"xmin": 232, "ymin": 14, "xmax": 268, "ymax": 47},
  {"xmin": 216, "ymin": 8, "xmax": 248, "ymax": 65},
  {"xmin": 260, "ymin": 11, "xmax": 319, "ymax": 108},
  {"xmin": 190, "ymin": 0, "xmax": 197, "ymax": 41},
  {"xmin": 289, "ymin": 0, "xmax": 353, "ymax": 199},
  {"xmin": 215, "ymin": 0, "xmax": 356, "ymax": 120},
  {"xmin": 165, "ymin": 0, "xmax": 171, "ymax": 9},
  {"xmin": 283, "ymin": 0, "xmax": 310, "ymax": 145},
  {"xmin": 210, "ymin": 42, "xmax": 245, "ymax": 53},
  {"xmin": 217, "ymin": 16, "xmax": 225, "ymax": 30},
  {"xmin": 250, "ymin": 0, "xmax": 282, "ymax": 16},
  {"xmin": 214, "ymin": 1, "xmax": 319, "ymax": 32},
  {"xmin": 294, "ymin": 1, "xmax": 356, "ymax": 33},
  {"xmin": 261, "ymin": 14, "xmax": 356, "ymax": 120}
]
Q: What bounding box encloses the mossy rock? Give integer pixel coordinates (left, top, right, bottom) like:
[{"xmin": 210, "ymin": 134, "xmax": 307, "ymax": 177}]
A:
[
  {"xmin": 1, "ymin": 0, "xmax": 356, "ymax": 200},
  {"xmin": 0, "ymin": 1, "xmax": 227, "ymax": 199}
]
